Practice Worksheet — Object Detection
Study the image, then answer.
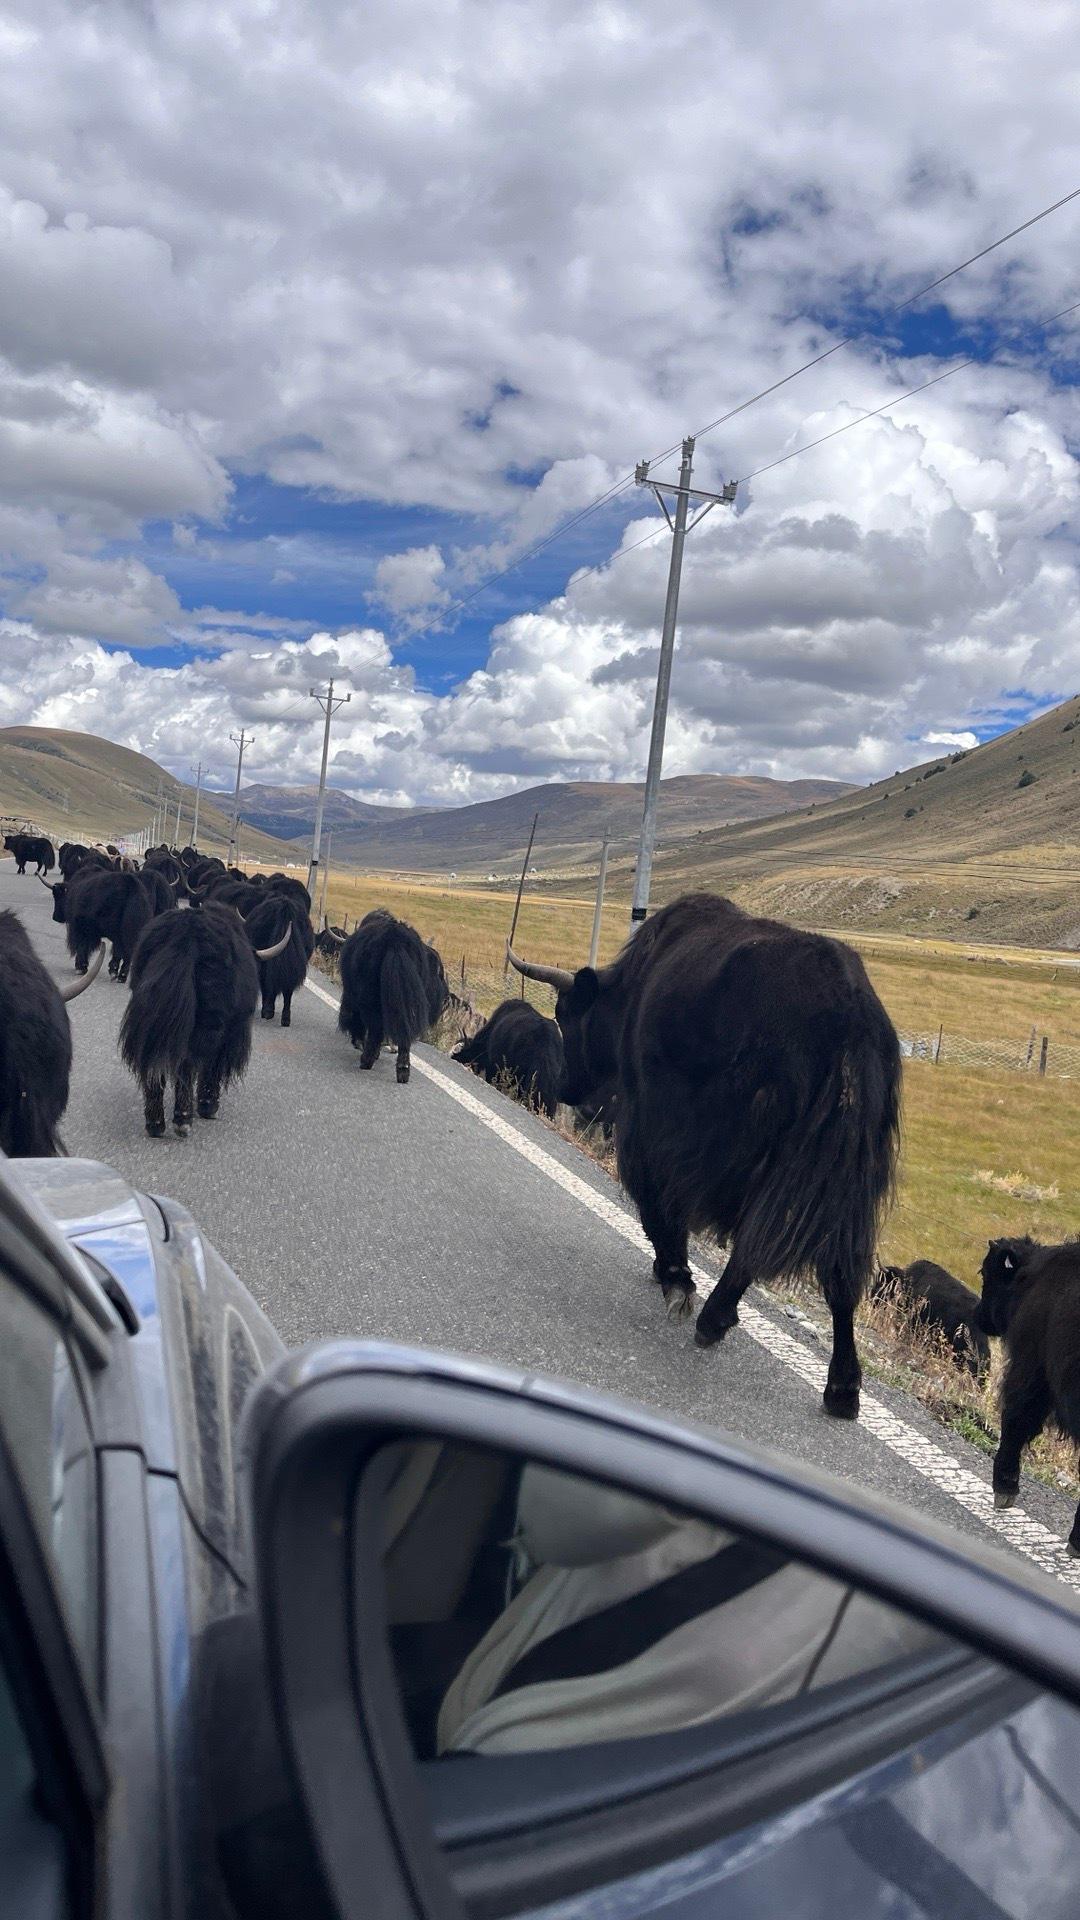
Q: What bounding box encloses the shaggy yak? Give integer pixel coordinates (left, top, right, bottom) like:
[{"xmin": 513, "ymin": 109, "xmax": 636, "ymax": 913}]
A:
[
  {"xmin": 975, "ymin": 1236, "xmax": 1080, "ymax": 1557},
  {"xmin": 871, "ymin": 1260, "xmax": 991, "ymax": 1378},
  {"xmin": 119, "ymin": 904, "xmax": 290, "ymax": 1137},
  {"xmin": 453, "ymin": 999, "xmax": 564, "ymax": 1118},
  {"xmin": 337, "ymin": 910, "xmax": 449, "ymax": 1083},
  {"xmin": 0, "ymin": 911, "xmax": 102, "ymax": 1154},
  {"xmin": 509, "ymin": 893, "xmax": 901, "ymax": 1421},
  {"xmin": 244, "ymin": 887, "xmax": 315, "ymax": 1027}
]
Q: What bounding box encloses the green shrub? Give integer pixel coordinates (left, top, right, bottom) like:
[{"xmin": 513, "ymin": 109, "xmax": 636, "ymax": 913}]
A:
[{"xmin": 1016, "ymin": 768, "xmax": 1037, "ymax": 790}]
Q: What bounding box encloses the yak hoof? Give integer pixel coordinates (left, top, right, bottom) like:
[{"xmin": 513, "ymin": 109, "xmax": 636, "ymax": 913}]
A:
[
  {"xmin": 197, "ymin": 1105, "xmax": 217, "ymax": 1120},
  {"xmin": 173, "ymin": 1121, "xmax": 191, "ymax": 1139},
  {"xmin": 993, "ymin": 1488, "xmax": 1018, "ymax": 1511},
  {"xmin": 1066, "ymin": 1538, "xmax": 1080, "ymax": 1559},
  {"xmin": 823, "ymin": 1384, "xmax": 860, "ymax": 1421},
  {"xmin": 145, "ymin": 1122, "xmax": 166, "ymax": 1139},
  {"xmin": 396, "ymin": 1065, "xmax": 410, "ymax": 1084},
  {"xmin": 281, "ymin": 1012, "xmax": 291, "ymax": 1028},
  {"xmin": 665, "ymin": 1288, "xmax": 696, "ymax": 1321},
  {"xmin": 694, "ymin": 1323, "xmax": 724, "ymax": 1349}
]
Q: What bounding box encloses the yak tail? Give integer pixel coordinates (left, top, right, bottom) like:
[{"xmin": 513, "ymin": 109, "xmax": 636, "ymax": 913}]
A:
[
  {"xmin": 120, "ymin": 936, "xmax": 198, "ymax": 1082},
  {"xmin": 379, "ymin": 947, "xmax": 431, "ymax": 1050},
  {"xmin": 736, "ymin": 1005, "xmax": 901, "ymax": 1313}
]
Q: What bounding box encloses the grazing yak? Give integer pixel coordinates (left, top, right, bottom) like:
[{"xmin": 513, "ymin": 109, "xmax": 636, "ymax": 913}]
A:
[
  {"xmin": 0, "ymin": 911, "xmax": 102, "ymax": 1155},
  {"xmin": 244, "ymin": 887, "xmax": 314, "ymax": 1027},
  {"xmin": 975, "ymin": 1237, "xmax": 1080, "ymax": 1556},
  {"xmin": 120, "ymin": 904, "xmax": 290, "ymax": 1137},
  {"xmin": 453, "ymin": 1000, "xmax": 564, "ymax": 1118},
  {"xmin": 338, "ymin": 910, "xmax": 449, "ymax": 1083},
  {"xmin": 509, "ymin": 893, "xmax": 901, "ymax": 1421},
  {"xmin": 872, "ymin": 1260, "xmax": 991, "ymax": 1378},
  {"xmin": 4, "ymin": 833, "xmax": 55, "ymax": 876}
]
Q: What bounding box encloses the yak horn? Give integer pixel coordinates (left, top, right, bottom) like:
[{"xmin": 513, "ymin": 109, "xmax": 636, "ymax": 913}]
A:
[
  {"xmin": 505, "ymin": 941, "xmax": 574, "ymax": 991},
  {"xmin": 60, "ymin": 944, "xmax": 104, "ymax": 1002},
  {"xmin": 255, "ymin": 928, "xmax": 292, "ymax": 961},
  {"xmin": 37, "ymin": 874, "xmax": 57, "ymax": 892}
]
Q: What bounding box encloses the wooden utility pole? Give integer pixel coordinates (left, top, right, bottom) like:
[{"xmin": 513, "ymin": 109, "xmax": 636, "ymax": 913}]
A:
[
  {"xmin": 588, "ymin": 833, "xmax": 611, "ymax": 968},
  {"xmin": 505, "ymin": 811, "xmax": 540, "ymax": 976}
]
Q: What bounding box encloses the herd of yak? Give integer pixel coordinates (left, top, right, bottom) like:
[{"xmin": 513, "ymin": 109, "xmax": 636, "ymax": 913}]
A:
[{"xmin": 2, "ymin": 830, "xmax": 1078, "ymax": 1556}]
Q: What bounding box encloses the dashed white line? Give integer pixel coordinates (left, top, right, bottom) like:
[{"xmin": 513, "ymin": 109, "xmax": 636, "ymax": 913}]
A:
[{"xmin": 306, "ymin": 976, "xmax": 1080, "ymax": 1592}]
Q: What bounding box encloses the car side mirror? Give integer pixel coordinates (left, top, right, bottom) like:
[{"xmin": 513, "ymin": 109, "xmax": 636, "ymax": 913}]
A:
[{"xmin": 244, "ymin": 1343, "xmax": 1080, "ymax": 1920}]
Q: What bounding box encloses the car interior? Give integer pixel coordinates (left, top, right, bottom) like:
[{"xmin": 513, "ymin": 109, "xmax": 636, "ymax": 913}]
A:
[{"xmin": 377, "ymin": 1439, "xmax": 951, "ymax": 1767}]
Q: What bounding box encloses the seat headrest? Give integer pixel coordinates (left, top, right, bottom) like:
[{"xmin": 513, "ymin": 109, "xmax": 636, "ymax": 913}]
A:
[{"xmin": 516, "ymin": 1465, "xmax": 684, "ymax": 1568}]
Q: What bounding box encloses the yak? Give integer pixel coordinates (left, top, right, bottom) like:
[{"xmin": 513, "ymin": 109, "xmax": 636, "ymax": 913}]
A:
[
  {"xmin": 120, "ymin": 903, "xmax": 289, "ymax": 1137},
  {"xmin": 56, "ymin": 868, "xmax": 154, "ymax": 981},
  {"xmin": 0, "ymin": 911, "xmax": 102, "ymax": 1155},
  {"xmin": 975, "ymin": 1237, "xmax": 1080, "ymax": 1557},
  {"xmin": 337, "ymin": 910, "xmax": 448, "ymax": 1084},
  {"xmin": 244, "ymin": 888, "xmax": 314, "ymax": 1027},
  {"xmin": 871, "ymin": 1260, "xmax": 991, "ymax": 1378},
  {"xmin": 136, "ymin": 865, "xmax": 177, "ymax": 916},
  {"xmin": 4, "ymin": 832, "xmax": 55, "ymax": 876},
  {"xmin": 453, "ymin": 999, "xmax": 563, "ymax": 1118},
  {"xmin": 509, "ymin": 893, "xmax": 901, "ymax": 1421}
]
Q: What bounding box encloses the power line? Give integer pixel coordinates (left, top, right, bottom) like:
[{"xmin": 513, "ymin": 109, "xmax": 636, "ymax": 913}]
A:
[
  {"xmin": 737, "ymin": 292, "xmax": 1080, "ymax": 486},
  {"xmin": 430, "ymin": 183, "xmax": 1080, "ymax": 619}
]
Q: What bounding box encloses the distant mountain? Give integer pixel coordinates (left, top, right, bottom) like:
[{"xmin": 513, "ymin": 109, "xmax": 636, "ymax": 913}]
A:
[
  {"xmin": 239, "ymin": 782, "xmax": 418, "ymax": 841},
  {"xmin": 0, "ymin": 726, "xmax": 289, "ymax": 861},
  {"xmin": 315, "ymin": 773, "xmax": 855, "ymax": 874}
]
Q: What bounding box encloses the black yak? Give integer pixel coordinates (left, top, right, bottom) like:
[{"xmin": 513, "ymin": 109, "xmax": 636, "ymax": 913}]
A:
[
  {"xmin": 509, "ymin": 893, "xmax": 901, "ymax": 1421},
  {"xmin": 60, "ymin": 868, "xmax": 154, "ymax": 981},
  {"xmin": 453, "ymin": 999, "xmax": 563, "ymax": 1118},
  {"xmin": 120, "ymin": 903, "xmax": 288, "ymax": 1137},
  {"xmin": 136, "ymin": 865, "xmax": 176, "ymax": 916},
  {"xmin": 975, "ymin": 1237, "xmax": 1080, "ymax": 1556},
  {"xmin": 338, "ymin": 910, "xmax": 448, "ymax": 1083},
  {"xmin": 243, "ymin": 890, "xmax": 314, "ymax": 1027},
  {"xmin": 0, "ymin": 911, "xmax": 102, "ymax": 1155},
  {"xmin": 872, "ymin": 1260, "xmax": 991, "ymax": 1378},
  {"xmin": 4, "ymin": 832, "xmax": 54, "ymax": 876},
  {"xmin": 266, "ymin": 874, "xmax": 312, "ymax": 911}
]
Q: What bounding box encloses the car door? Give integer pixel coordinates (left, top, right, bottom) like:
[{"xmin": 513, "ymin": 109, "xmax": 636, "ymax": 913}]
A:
[
  {"xmin": 0, "ymin": 1195, "xmax": 110, "ymax": 1919},
  {"xmin": 245, "ymin": 1341, "xmax": 1080, "ymax": 1920}
]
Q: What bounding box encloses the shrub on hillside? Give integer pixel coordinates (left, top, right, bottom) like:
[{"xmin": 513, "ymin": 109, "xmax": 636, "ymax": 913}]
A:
[{"xmin": 1016, "ymin": 768, "xmax": 1037, "ymax": 790}]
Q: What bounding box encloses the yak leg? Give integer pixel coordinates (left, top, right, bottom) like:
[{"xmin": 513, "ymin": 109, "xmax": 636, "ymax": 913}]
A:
[
  {"xmin": 280, "ymin": 989, "xmax": 293, "ymax": 1029},
  {"xmin": 108, "ymin": 942, "xmax": 121, "ymax": 978},
  {"xmin": 143, "ymin": 1074, "xmax": 167, "ymax": 1139},
  {"xmin": 358, "ymin": 1025, "xmax": 381, "ymax": 1069},
  {"xmin": 1070, "ymin": 1478, "xmax": 1080, "ymax": 1559},
  {"xmin": 261, "ymin": 990, "xmax": 276, "ymax": 1021},
  {"xmin": 197, "ymin": 1064, "xmax": 222, "ymax": 1119},
  {"xmin": 636, "ymin": 1183, "xmax": 696, "ymax": 1321},
  {"xmin": 396, "ymin": 1039, "xmax": 411, "ymax": 1084},
  {"xmin": 172, "ymin": 1063, "xmax": 194, "ymax": 1138},
  {"xmin": 992, "ymin": 1376, "xmax": 1051, "ymax": 1511},
  {"xmin": 694, "ymin": 1243, "xmax": 754, "ymax": 1347}
]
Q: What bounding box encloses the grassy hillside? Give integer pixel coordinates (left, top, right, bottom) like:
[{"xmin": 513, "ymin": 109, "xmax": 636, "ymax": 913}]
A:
[
  {"xmin": 564, "ymin": 697, "xmax": 1080, "ymax": 947},
  {"xmin": 317, "ymin": 772, "xmax": 853, "ymax": 875},
  {"xmin": 0, "ymin": 727, "xmax": 291, "ymax": 863},
  {"xmin": 240, "ymin": 782, "xmax": 418, "ymax": 840}
]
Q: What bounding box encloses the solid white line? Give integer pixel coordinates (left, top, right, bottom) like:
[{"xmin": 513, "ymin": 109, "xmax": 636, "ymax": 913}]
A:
[{"xmin": 305, "ymin": 976, "xmax": 1080, "ymax": 1592}]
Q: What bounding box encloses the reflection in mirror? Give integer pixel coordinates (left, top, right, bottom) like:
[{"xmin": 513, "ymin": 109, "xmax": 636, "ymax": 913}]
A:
[{"xmin": 368, "ymin": 1439, "xmax": 950, "ymax": 1763}]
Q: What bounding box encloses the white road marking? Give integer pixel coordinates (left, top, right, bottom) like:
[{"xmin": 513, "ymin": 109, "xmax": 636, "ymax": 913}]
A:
[{"xmin": 306, "ymin": 976, "xmax": 1080, "ymax": 1592}]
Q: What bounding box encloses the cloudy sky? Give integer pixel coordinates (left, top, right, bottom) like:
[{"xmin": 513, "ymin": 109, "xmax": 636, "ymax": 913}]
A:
[{"xmin": 1, "ymin": 0, "xmax": 1079, "ymax": 808}]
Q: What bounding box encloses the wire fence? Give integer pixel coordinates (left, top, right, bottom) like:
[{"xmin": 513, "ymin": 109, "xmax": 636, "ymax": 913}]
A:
[{"xmin": 899, "ymin": 1026, "xmax": 1080, "ymax": 1081}]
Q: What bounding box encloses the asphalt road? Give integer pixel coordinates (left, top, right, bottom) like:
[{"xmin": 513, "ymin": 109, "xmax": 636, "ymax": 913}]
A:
[{"xmin": 10, "ymin": 861, "xmax": 1078, "ymax": 1588}]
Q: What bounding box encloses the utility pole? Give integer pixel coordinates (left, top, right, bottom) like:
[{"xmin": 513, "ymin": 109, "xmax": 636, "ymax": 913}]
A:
[
  {"xmin": 307, "ymin": 679, "xmax": 351, "ymax": 897},
  {"xmin": 318, "ymin": 828, "xmax": 332, "ymax": 927},
  {"xmin": 504, "ymin": 811, "xmax": 540, "ymax": 979},
  {"xmin": 629, "ymin": 439, "xmax": 737, "ymax": 929},
  {"xmin": 588, "ymin": 833, "xmax": 611, "ymax": 968},
  {"xmin": 227, "ymin": 730, "xmax": 253, "ymax": 866},
  {"xmin": 190, "ymin": 762, "xmax": 204, "ymax": 849},
  {"xmin": 173, "ymin": 789, "xmax": 183, "ymax": 844}
]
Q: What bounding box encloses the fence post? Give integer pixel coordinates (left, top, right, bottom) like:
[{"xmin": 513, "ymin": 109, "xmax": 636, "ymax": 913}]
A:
[
  {"xmin": 460, "ymin": 953, "xmax": 466, "ymax": 984},
  {"xmin": 1039, "ymin": 1036, "xmax": 1049, "ymax": 1076},
  {"xmin": 1025, "ymin": 1024, "xmax": 1036, "ymax": 1068},
  {"xmin": 934, "ymin": 1024, "xmax": 943, "ymax": 1064}
]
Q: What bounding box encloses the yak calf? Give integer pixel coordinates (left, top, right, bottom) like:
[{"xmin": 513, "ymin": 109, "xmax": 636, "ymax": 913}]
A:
[
  {"xmin": 976, "ymin": 1237, "xmax": 1080, "ymax": 1557},
  {"xmin": 872, "ymin": 1260, "xmax": 991, "ymax": 1378}
]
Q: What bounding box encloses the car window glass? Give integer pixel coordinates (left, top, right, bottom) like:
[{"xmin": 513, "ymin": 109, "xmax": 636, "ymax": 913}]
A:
[
  {"xmin": 371, "ymin": 1440, "xmax": 951, "ymax": 1763},
  {"xmin": 0, "ymin": 1287, "xmax": 97, "ymax": 1688}
]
